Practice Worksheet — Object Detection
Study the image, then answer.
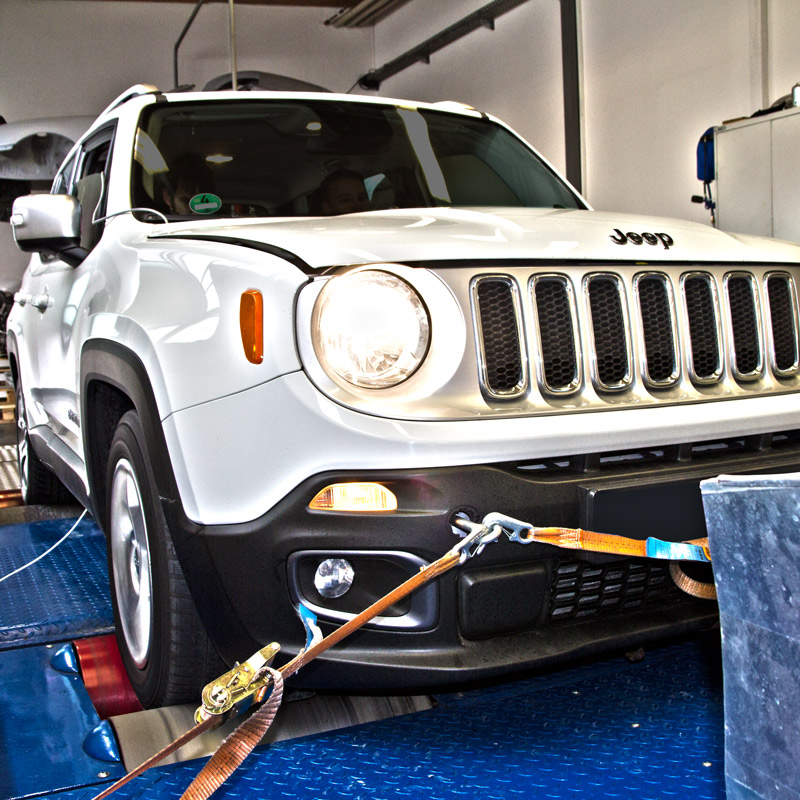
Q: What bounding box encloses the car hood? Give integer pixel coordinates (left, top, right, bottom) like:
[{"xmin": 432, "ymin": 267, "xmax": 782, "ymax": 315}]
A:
[{"xmin": 150, "ymin": 207, "xmax": 800, "ymax": 269}]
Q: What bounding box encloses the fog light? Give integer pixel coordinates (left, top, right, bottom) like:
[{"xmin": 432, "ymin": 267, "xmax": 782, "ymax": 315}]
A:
[{"xmin": 314, "ymin": 558, "xmax": 355, "ymax": 599}]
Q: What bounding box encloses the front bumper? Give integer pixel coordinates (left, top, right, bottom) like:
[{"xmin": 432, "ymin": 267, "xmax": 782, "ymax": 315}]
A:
[
  {"xmin": 164, "ymin": 371, "xmax": 800, "ymax": 527},
  {"xmin": 174, "ymin": 431, "xmax": 800, "ymax": 690}
]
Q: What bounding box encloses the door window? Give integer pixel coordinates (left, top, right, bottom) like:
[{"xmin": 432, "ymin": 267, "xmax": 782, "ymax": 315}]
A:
[{"xmin": 70, "ymin": 126, "xmax": 116, "ymax": 251}]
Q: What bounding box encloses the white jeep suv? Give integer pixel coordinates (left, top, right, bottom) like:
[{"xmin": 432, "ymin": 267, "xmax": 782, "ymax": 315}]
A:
[{"xmin": 9, "ymin": 85, "xmax": 800, "ymax": 708}]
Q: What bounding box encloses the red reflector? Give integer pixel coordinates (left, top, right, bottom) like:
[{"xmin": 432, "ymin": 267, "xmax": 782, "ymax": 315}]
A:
[{"xmin": 73, "ymin": 634, "xmax": 143, "ymax": 719}]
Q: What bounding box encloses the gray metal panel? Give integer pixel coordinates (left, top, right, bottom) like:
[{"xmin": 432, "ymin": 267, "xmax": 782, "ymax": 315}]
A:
[
  {"xmin": 715, "ymin": 119, "xmax": 772, "ymax": 237},
  {"xmin": 771, "ymin": 111, "xmax": 800, "ymax": 243}
]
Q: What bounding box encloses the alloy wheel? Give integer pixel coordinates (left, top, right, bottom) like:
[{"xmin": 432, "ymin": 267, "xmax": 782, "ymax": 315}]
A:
[{"xmin": 109, "ymin": 458, "xmax": 153, "ymax": 669}]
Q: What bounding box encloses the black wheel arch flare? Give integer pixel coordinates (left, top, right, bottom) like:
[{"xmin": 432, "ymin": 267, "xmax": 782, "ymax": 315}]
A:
[{"xmin": 80, "ymin": 339, "xmax": 248, "ymax": 663}]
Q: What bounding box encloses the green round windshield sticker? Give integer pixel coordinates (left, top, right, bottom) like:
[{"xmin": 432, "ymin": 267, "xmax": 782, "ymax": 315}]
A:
[{"xmin": 189, "ymin": 193, "xmax": 222, "ymax": 215}]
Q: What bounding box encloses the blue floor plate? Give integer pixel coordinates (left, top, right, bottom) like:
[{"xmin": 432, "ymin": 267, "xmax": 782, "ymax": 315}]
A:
[
  {"xmin": 0, "ymin": 516, "xmax": 113, "ymax": 649},
  {"xmin": 0, "ymin": 645, "xmax": 126, "ymax": 800},
  {"xmin": 45, "ymin": 636, "xmax": 726, "ymax": 800}
]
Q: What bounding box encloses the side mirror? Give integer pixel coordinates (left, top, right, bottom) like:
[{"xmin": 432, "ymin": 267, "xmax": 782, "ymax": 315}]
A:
[{"xmin": 9, "ymin": 194, "xmax": 87, "ymax": 267}]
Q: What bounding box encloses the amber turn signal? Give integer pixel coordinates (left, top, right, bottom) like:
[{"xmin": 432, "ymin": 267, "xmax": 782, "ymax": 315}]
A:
[
  {"xmin": 309, "ymin": 483, "xmax": 398, "ymax": 512},
  {"xmin": 240, "ymin": 290, "xmax": 263, "ymax": 364}
]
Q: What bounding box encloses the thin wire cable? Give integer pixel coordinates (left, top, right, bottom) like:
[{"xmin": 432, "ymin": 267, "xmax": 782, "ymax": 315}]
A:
[{"xmin": 0, "ymin": 509, "xmax": 88, "ymax": 584}]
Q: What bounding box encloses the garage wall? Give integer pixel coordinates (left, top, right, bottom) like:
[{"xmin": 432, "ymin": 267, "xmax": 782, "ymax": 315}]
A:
[
  {"xmin": 374, "ymin": 0, "xmax": 799, "ymax": 226},
  {"xmin": 766, "ymin": 0, "xmax": 800, "ymax": 105},
  {"xmin": 372, "ymin": 0, "xmax": 567, "ymax": 181},
  {"xmin": 582, "ymin": 0, "xmax": 764, "ymax": 220},
  {"xmin": 1, "ymin": 0, "xmax": 799, "ymax": 292},
  {"xmin": 582, "ymin": 0, "xmax": 799, "ymax": 220},
  {"xmin": 0, "ymin": 1, "xmax": 370, "ymax": 119}
]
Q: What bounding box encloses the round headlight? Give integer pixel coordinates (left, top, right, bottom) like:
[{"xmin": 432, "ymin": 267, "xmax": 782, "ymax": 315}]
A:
[{"xmin": 314, "ymin": 270, "xmax": 430, "ymax": 388}]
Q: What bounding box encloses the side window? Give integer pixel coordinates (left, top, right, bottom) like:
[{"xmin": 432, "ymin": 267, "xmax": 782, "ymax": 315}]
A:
[
  {"xmin": 51, "ymin": 153, "xmax": 78, "ymax": 196},
  {"xmin": 71, "ymin": 125, "xmax": 116, "ymax": 251}
]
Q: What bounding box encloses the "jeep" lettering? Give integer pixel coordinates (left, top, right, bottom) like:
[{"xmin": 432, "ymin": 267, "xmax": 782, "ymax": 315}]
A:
[{"xmin": 610, "ymin": 228, "xmax": 673, "ymax": 250}]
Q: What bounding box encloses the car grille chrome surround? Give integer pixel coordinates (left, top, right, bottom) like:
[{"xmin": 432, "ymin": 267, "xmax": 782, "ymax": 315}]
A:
[
  {"xmin": 472, "ymin": 276, "xmax": 528, "ymax": 398},
  {"xmin": 585, "ymin": 273, "xmax": 632, "ymax": 391},
  {"xmin": 765, "ymin": 272, "xmax": 800, "ymax": 377},
  {"xmin": 530, "ymin": 275, "xmax": 582, "ymax": 394},
  {"xmin": 468, "ymin": 264, "xmax": 800, "ymax": 408},
  {"xmin": 681, "ymin": 272, "xmax": 724, "ymax": 384},
  {"xmin": 724, "ymin": 272, "xmax": 763, "ymax": 380},
  {"xmin": 634, "ymin": 272, "xmax": 680, "ymax": 387}
]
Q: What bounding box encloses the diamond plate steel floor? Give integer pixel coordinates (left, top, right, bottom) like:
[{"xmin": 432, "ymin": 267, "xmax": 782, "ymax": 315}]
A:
[
  {"xmin": 0, "ymin": 515, "xmax": 114, "ymax": 649},
  {"xmin": 41, "ymin": 635, "xmax": 726, "ymax": 800}
]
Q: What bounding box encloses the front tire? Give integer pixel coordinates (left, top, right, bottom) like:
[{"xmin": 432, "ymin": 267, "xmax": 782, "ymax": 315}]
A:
[{"xmin": 106, "ymin": 410, "xmax": 223, "ymax": 708}]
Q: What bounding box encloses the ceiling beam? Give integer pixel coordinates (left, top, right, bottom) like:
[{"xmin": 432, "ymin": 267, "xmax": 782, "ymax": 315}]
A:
[
  {"xmin": 358, "ymin": 0, "xmax": 531, "ymax": 90},
  {"xmin": 77, "ymin": 1, "xmax": 358, "ymax": 6}
]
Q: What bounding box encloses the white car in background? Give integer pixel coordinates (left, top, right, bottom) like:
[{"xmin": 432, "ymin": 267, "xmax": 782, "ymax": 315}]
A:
[{"xmin": 8, "ymin": 84, "xmax": 800, "ymax": 708}]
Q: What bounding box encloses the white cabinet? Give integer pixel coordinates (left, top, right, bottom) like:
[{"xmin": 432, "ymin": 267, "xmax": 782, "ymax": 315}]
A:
[{"xmin": 714, "ymin": 106, "xmax": 800, "ymax": 243}]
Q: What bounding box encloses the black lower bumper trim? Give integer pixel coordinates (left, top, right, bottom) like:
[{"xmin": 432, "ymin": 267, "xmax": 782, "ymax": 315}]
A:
[{"xmin": 172, "ymin": 441, "xmax": 800, "ymax": 690}]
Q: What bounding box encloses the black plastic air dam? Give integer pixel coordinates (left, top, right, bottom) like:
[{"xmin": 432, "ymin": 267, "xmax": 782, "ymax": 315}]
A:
[{"xmin": 168, "ymin": 436, "xmax": 800, "ymax": 690}]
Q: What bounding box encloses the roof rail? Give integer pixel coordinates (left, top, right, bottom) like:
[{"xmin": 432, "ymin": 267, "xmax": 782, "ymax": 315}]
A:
[
  {"xmin": 99, "ymin": 84, "xmax": 161, "ymax": 117},
  {"xmin": 431, "ymin": 100, "xmax": 479, "ymax": 114}
]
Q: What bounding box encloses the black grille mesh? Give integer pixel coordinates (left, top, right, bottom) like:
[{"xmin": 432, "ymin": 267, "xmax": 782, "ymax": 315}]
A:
[
  {"xmin": 549, "ymin": 559, "xmax": 677, "ymax": 621},
  {"xmin": 476, "ymin": 279, "xmax": 524, "ymax": 394},
  {"xmin": 534, "ymin": 278, "xmax": 578, "ymax": 389},
  {"xmin": 767, "ymin": 275, "xmax": 798, "ymax": 373},
  {"xmin": 684, "ymin": 275, "xmax": 720, "ymax": 379},
  {"xmin": 637, "ymin": 275, "xmax": 676, "ymax": 383},
  {"xmin": 727, "ymin": 276, "xmax": 761, "ymax": 375},
  {"xmin": 588, "ymin": 277, "xmax": 629, "ymax": 387}
]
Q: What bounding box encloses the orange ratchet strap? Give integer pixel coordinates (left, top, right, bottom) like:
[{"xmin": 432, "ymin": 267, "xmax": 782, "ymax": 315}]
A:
[
  {"xmin": 90, "ymin": 521, "xmax": 503, "ymax": 800},
  {"xmin": 477, "ymin": 513, "xmax": 715, "ymax": 600}
]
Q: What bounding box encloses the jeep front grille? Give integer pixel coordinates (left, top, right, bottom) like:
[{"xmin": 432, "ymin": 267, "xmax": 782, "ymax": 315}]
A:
[
  {"xmin": 635, "ymin": 273, "xmax": 679, "ymax": 386},
  {"xmin": 469, "ymin": 264, "xmax": 800, "ymax": 405},
  {"xmin": 682, "ymin": 273, "xmax": 722, "ymax": 382},
  {"xmin": 586, "ymin": 274, "xmax": 631, "ymax": 390}
]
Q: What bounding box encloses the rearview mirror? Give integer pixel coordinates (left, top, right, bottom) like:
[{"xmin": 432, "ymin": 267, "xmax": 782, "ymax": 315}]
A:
[{"xmin": 10, "ymin": 194, "xmax": 87, "ymax": 266}]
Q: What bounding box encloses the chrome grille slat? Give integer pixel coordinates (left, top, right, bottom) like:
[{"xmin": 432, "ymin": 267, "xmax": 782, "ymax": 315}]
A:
[
  {"xmin": 469, "ymin": 264, "xmax": 800, "ymax": 406},
  {"xmin": 586, "ymin": 274, "xmax": 631, "ymax": 391},
  {"xmin": 472, "ymin": 276, "xmax": 527, "ymax": 398},
  {"xmin": 635, "ymin": 273, "xmax": 679, "ymax": 386},
  {"xmin": 766, "ymin": 272, "xmax": 800, "ymax": 376},
  {"xmin": 725, "ymin": 273, "xmax": 763, "ymax": 379},
  {"xmin": 531, "ymin": 276, "xmax": 581, "ymax": 394},
  {"xmin": 682, "ymin": 273, "xmax": 723, "ymax": 383}
]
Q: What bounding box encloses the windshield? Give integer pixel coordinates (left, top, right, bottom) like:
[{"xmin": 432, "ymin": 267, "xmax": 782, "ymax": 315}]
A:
[{"xmin": 131, "ymin": 99, "xmax": 584, "ymax": 220}]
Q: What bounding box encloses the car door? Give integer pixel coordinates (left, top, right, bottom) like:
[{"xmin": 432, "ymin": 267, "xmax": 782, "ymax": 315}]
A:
[{"xmin": 21, "ymin": 125, "xmax": 116, "ymax": 462}]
